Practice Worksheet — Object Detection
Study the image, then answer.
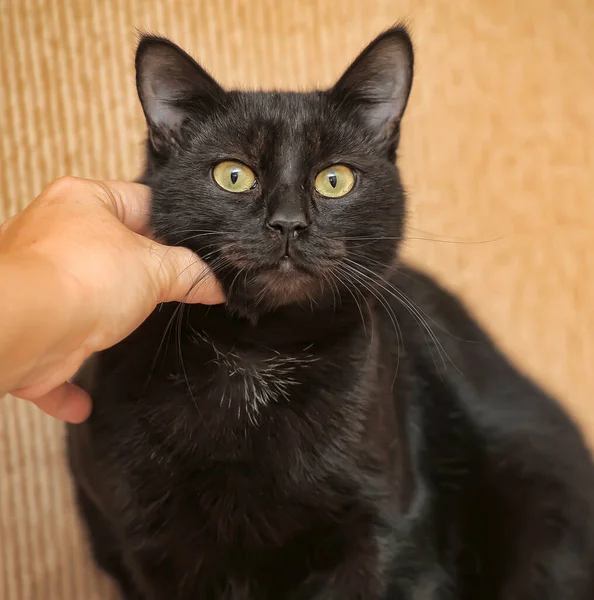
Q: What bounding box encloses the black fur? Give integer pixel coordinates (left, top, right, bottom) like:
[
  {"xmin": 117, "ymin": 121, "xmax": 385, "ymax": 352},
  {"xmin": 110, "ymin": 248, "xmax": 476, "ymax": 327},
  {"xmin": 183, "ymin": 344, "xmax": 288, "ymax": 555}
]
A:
[{"xmin": 67, "ymin": 27, "xmax": 594, "ymax": 599}]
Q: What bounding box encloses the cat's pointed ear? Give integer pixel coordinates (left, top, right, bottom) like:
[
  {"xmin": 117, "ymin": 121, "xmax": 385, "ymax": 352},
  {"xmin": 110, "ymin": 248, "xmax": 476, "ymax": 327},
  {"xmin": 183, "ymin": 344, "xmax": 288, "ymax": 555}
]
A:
[
  {"xmin": 135, "ymin": 35, "xmax": 225, "ymax": 155},
  {"xmin": 330, "ymin": 27, "xmax": 414, "ymax": 153}
]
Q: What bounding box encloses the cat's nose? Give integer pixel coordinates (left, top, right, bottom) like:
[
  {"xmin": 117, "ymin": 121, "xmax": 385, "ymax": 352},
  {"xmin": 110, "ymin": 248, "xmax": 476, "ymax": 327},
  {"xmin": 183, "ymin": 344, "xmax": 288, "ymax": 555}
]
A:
[{"xmin": 266, "ymin": 212, "xmax": 310, "ymax": 238}]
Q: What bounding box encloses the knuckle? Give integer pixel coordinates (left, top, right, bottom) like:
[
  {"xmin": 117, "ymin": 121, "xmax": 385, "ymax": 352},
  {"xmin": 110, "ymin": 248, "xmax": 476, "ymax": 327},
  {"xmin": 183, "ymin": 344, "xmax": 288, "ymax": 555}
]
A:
[
  {"xmin": 45, "ymin": 176, "xmax": 83, "ymax": 201},
  {"xmin": 44, "ymin": 177, "xmax": 121, "ymax": 217},
  {"xmin": 0, "ymin": 215, "xmax": 14, "ymax": 237}
]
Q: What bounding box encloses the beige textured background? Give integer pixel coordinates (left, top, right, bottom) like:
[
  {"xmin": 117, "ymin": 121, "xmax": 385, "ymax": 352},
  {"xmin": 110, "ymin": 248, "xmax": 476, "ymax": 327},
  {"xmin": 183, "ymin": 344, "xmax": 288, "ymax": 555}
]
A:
[{"xmin": 1, "ymin": 0, "xmax": 593, "ymax": 598}]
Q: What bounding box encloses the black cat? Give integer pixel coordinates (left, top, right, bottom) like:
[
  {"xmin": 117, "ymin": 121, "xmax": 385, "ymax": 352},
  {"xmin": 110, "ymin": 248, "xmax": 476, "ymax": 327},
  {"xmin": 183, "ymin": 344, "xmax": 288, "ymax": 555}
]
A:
[{"xmin": 67, "ymin": 27, "xmax": 594, "ymax": 599}]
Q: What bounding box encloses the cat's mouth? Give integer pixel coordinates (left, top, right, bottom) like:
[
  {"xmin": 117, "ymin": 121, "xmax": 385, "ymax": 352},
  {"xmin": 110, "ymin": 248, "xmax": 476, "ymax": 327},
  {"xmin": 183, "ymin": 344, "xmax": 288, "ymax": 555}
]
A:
[
  {"xmin": 219, "ymin": 244, "xmax": 339, "ymax": 312},
  {"xmin": 250, "ymin": 260, "xmax": 319, "ymax": 306}
]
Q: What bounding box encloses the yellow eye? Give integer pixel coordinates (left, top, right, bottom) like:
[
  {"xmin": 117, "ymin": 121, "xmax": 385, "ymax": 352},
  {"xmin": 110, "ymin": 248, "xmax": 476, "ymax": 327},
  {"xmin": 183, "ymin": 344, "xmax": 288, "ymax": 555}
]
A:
[
  {"xmin": 314, "ymin": 165, "xmax": 355, "ymax": 198},
  {"xmin": 213, "ymin": 161, "xmax": 257, "ymax": 193}
]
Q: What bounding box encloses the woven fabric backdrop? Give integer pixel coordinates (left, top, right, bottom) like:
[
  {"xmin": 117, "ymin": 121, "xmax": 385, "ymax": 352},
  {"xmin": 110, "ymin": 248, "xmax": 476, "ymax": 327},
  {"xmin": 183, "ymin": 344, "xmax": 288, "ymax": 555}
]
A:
[{"xmin": 1, "ymin": 1, "xmax": 593, "ymax": 598}]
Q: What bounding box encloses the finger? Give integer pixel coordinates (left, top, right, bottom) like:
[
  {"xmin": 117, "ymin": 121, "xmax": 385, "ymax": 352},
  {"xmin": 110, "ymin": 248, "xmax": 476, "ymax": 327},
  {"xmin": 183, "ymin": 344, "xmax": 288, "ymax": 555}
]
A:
[
  {"xmin": 146, "ymin": 241, "xmax": 226, "ymax": 305},
  {"xmin": 15, "ymin": 382, "xmax": 92, "ymax": 423},
  {"xmin": 92, "ymin": 179, "xmax": 153, "ymax": 234}
]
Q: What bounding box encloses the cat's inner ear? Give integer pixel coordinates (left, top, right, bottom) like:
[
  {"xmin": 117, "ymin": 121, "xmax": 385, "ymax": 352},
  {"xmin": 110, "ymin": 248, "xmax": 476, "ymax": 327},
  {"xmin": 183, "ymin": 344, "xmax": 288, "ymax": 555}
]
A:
[
  {"xmin": 330, "ymin": 27, "xmax": 414, "ymax": 151},
  {"xmin": 135, "ymin": 36, "xmax": 225, "ymax": 154}
]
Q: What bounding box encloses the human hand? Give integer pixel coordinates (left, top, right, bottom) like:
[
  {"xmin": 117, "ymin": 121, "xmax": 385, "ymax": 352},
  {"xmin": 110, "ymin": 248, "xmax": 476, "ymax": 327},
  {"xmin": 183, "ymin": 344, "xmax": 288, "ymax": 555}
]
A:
[{"xmin": 0, "ymin": 176, "xmax": 224, "ymax": 422}]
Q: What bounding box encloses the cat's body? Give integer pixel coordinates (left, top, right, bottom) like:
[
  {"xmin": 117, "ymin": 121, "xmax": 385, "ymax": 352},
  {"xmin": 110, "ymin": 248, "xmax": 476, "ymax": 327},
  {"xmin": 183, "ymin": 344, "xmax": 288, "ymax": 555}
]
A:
[{"xmin": 67, "ymin": 28, "xmax": 594, "ymax": 599}]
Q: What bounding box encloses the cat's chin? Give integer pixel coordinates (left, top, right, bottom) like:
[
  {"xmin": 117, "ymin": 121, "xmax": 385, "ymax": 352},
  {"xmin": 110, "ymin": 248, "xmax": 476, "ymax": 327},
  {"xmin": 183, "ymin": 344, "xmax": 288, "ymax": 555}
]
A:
[{"xmin": 223, "ymin": 262, "xmax": 326, "ymax": 319}]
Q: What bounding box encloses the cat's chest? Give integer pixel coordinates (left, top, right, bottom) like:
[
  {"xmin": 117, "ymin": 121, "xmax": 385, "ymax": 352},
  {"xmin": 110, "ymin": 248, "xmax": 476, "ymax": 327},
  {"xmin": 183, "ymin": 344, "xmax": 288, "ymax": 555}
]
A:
[{"xmin": 162, "ymin": 337, "xmax": 319, "ymax": 421}]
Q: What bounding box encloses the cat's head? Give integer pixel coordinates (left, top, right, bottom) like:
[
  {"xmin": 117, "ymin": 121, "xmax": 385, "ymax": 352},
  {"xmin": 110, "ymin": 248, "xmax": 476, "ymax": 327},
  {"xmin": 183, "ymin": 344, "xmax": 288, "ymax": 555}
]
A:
[{"xmin": 136, "ymin": 27, "xmax": 413, "ymax": 318}]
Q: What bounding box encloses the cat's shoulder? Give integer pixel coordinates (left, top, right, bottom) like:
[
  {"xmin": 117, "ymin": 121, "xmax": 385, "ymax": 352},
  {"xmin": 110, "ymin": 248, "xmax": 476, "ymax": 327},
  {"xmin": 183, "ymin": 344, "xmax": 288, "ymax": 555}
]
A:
[
  {"xmin": 390, "ymin": 264, "xmax": 594, "ymax": 489},
  {"xmin": 388, "ymin": 263, "xmax": 482, "ymax": 338}
]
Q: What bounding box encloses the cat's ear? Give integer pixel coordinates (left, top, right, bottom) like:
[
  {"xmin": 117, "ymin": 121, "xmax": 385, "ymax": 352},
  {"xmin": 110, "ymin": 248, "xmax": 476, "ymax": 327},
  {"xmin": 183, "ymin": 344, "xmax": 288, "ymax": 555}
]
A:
[
  {"xmin": 330, "ymin": 27, "xmax": 413, "ymax": 153},
  {"xmin": 135, "ymin": 35, "xmax": 225, "ymax": 155}
]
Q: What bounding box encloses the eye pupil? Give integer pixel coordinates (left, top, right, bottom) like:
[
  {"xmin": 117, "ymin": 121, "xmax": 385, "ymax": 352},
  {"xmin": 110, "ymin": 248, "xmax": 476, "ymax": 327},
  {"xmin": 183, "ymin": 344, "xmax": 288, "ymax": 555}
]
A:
[
  {"xmin": 328, "ymin": 173, "xmax": 337, "ymax": 188},
  {"xmin": 230, "ymin": 170, "xmax": 239, "ymax": 185}
]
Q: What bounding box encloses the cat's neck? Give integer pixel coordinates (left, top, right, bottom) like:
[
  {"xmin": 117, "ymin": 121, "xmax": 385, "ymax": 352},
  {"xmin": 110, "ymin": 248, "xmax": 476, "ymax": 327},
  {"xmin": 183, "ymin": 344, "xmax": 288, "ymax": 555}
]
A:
[
  {"xmin": 184, "ymin": 300, "xmax": 370, "ymax": 351},
  {"xmin": 129, "ymin": 299, "xmax": 383, "ymax": 465}
]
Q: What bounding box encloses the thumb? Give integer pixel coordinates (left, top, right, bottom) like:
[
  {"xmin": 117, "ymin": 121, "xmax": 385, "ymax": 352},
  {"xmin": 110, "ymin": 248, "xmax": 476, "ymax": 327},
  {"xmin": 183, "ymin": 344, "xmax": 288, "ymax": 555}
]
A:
[
  {"xmin": 145, "ymin": 240, "xmax": 226, "ymax": 305},
  {"xmin": 25, "ymin": 383, "xmax": 92, "ymax": 423}
]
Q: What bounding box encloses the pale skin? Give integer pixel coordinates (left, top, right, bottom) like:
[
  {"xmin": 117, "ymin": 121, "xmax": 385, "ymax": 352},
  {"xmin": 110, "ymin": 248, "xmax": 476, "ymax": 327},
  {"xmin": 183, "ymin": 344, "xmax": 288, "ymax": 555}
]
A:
[{"xmin": 0, "ymin": 176, "xmax": 224, "ymax": 423}]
